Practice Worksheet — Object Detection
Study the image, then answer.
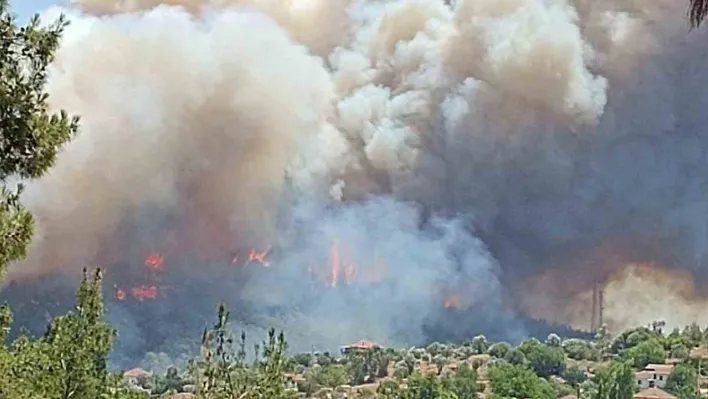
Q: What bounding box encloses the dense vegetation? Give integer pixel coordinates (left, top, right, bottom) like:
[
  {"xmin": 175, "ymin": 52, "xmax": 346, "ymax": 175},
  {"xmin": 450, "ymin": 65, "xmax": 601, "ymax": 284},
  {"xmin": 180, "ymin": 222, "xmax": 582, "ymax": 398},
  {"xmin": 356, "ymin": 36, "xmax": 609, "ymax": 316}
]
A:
[
  {"xmin": 3, "ymin": 1, "xmax": 708, "ymax": 398},
  {"xmin": 5, "ymin": 268, "xmax": 708, "ymax": 398}
]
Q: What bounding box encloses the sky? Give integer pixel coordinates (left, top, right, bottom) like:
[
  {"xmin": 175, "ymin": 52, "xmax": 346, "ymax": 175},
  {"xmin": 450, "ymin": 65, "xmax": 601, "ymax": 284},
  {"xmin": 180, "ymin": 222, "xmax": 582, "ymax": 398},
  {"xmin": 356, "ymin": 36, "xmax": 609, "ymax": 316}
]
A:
[{"xmin": 11, "ymin": 0, "xmax": 61, "ymax": 20}]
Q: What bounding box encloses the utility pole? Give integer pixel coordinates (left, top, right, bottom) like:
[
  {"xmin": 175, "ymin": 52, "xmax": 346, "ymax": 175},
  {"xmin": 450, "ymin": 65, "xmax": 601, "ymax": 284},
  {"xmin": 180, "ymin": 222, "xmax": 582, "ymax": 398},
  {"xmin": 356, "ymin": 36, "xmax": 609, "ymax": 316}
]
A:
[
  {"xmin": 591, "ymin": 281, "xmax": 598, "ymax": 333},
  {"xmin": 599, "ymin": 283, "xmax": 604, "ymax": 329},
  {"xmin": 590, "ymin": 280, "xmax": 604, "ymax": 333}
]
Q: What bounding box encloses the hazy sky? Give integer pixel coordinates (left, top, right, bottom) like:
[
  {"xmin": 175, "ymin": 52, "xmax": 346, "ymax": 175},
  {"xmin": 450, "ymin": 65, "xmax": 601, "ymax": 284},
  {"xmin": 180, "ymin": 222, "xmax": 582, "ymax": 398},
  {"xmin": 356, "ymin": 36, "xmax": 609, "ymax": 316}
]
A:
[{"xmin": 11, "ymin": 0, "xmax": 61, "ymax": 19}]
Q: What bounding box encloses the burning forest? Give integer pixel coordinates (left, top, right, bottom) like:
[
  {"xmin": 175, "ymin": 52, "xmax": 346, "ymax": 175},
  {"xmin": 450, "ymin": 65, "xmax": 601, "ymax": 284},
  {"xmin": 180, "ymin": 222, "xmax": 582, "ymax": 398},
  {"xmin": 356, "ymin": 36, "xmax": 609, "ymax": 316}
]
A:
[{"xmin": 4, "ymin": 0, "xmax": 708, "ymax": 366}]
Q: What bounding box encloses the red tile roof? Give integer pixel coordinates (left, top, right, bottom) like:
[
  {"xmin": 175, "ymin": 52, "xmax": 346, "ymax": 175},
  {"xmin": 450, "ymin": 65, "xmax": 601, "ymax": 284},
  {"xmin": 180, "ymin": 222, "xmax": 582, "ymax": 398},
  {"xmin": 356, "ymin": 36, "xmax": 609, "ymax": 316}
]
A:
[
  {"xmin": 123, "ymin": 368, "xmax": 151, "ymax": 379},
  {"xmin": 344, "ymin": 340, "xmax": 380, "ymax": 350}
]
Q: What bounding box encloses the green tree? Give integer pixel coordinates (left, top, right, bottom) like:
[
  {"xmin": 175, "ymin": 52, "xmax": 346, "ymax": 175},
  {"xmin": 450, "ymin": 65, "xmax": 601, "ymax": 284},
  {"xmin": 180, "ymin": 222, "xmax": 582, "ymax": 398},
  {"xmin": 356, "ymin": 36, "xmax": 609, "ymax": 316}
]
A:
[
  {"xmin": 488, "ymin": 362, "xmax": 553, "ymax": 399},
  {"xmin": 683, "ymin": 324, "xmax": 704, "ymax": 348},
  {"xmin": 345, "ymin": 347, "xmax": 388, "ymax": 385},
  {"xmin": 563, "ymin": 366, "xmax": 587, "ymax": 397},
  {"xmin": 563, "ymin": 338, "xmax": 598, "ymax": 361},
  {"xmin": 189, "ymin": 303, "xmax": 293, "ymax": 399},
  {"xmin": 589, "ymin": 361, "xmax": 635, "ymax": 399},
  {"xmin": 0, "ymin": 269, "xmax": 147, "ymax": 399},
  {"xmin": 690, "ymin": 0, "xmax": 708, "ymax": 28},
  {"xmin": 518, "ymin": 339, "xmax": 566, "ymax": 378},
  {"xmin": 309, "ymin": 364, "xmax": 348, "ymax": 388},
  {"xmin": 666, "ymin": 364, "xmax": 699, "ymax": 399},
  {"xmin": 406, "ymin": 372, "xmax": 457, "ymax": 399},
  {"xmin": 443, "ymin": 363, "xmax": 477, "ymax": 399},
  {"xmin": 545, "ymin": 333, "xmax": 561, "ymax": 347},
  {"xmin": 627, "ymin": 339, "xmax": 666, "ymax": 369},
  {"xmin": 504, "ymin": 348, "xmax": 527, "ymax": 366},
  {"xmin": 377, "ymin": 379, "xmax": 406, "ymax": 398},
  {"xmin": 488, "ymin": 342, "xmax": 511, "ymax": 359},
  {"xmin": 470, "ymin": 335, "xmax": 488, "ymax": 354},
  {"xmin": 0, "ymin": 0, "xmax": 78, "ymax": 280}
]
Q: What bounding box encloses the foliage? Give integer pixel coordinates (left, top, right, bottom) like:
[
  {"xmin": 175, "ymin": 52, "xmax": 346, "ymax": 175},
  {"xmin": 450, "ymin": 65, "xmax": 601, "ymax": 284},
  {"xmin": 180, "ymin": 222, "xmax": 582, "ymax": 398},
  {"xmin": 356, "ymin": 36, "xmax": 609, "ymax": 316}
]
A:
[
  {"xmin": 587, "ymin": 361, "xmax": 635, "ymax": 399},
  {"xmin": 469, "ymin": 335, "xmax": 488, "ymax": 354},
  {"xmin": 309, "ymin": 364, "xmax": 348, "ymax": 388},
  {"xmin": 188, "ymin": 303, "xmax": 293, "ymax": 399},
  {"xmin": 563, "ymin": 338, "xmax": 599, "ymax": 361},
  {"xmin": 666, "ymin": 363, "xmax": 699, "ymax": 399},
  {"xmin": 443, "ymin": 363, "xmax": 476, "ymax": 399},
  {"xmin": 682, "ymin": 324, "xmax": 704, "ymax": 348},
  {"xmin": 610, "ymin": 327, "xmax": 657, "ymax": 355},
  {"xmin": 627, "ymin": 338, "xmax": 666, "ymax": 369},
  {"xmin": 518, "ymin": 338, "xmax": 566, "ymax": 378},
  {"xmin": 504, "ymin": 348, "xmax": 527, "ymax": 366},
  {"xmin": 0, "ymin": 0, "xmax": 79, "ymax": 280},
  {"xmin": 690, "ymin": 0, "xmax": 708, "ymax": 29},
  {"xmin": 545, "ymin": 333, "xmax": 561, "ymax": 347},
  {"xmin": 563, "ymin": 365, "xmax": 587, "ymax": 391},
  {"xmin": 0, "ymin": 269, "xmax": 146, "ymax": 399},
  {"xmin": 487, "ymin": 342, "xmax": 511, "ymax": 359},
  {"xmin": 488, "ymin": 362, "xmax": 553, "ymax": 399},
  {"xmin": 345, "ymin": 347, "xmax": 389, "ymax": 385}
]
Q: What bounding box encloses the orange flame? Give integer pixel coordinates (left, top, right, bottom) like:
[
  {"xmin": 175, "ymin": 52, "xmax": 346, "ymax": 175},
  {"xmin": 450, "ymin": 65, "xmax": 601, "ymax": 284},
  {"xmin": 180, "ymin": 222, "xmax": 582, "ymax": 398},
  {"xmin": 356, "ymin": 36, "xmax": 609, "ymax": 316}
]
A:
[
  {"xmin": 247, "ymin": 247, "xmax": 270, "ymax": 267},
  {"xmin": 144, "ymin": 250, "xmax": 165, "ymax": 272},
  {"xmin": 131, "ymin": 285, "xmax": 159, "ymax": 301},
  {"xmin": 330, "ymin": 242, "xmax": 340, "ymax": 287},
  {"xmin": 444, "ymin": 294, "xmax": 462, "ymax": 309}
]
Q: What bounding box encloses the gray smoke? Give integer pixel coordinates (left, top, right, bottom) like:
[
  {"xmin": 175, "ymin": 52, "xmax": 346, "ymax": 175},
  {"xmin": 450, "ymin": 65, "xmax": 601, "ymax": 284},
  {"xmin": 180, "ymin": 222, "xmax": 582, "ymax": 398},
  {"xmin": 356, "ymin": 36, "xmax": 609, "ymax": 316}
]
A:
[{"xmin": 4, "ymin": 0, "xmax": 708, "ymax": 362}]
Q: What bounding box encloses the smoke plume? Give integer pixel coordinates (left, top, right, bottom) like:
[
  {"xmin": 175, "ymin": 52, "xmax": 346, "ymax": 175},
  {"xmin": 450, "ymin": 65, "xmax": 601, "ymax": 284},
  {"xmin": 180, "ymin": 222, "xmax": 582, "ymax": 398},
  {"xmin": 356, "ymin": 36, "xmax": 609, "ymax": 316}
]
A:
[{"xmin": 4, "ymin": 0, "xmax": 708, "ymax": 363}]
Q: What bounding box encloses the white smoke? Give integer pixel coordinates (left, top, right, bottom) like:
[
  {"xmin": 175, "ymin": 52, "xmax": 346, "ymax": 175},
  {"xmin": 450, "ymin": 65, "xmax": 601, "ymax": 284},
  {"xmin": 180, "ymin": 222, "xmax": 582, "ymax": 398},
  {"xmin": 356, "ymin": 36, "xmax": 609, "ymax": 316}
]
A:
[{"xmin": 7, "ymin": 0, "xmax": 708, "ymax": 357}]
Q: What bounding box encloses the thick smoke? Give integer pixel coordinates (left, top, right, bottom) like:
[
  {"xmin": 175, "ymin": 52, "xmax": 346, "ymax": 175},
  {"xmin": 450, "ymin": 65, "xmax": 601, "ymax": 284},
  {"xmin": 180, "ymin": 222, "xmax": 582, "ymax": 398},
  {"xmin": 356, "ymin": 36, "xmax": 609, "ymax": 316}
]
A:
[{"xmin": 4, "ymin": 0, "xmax": 708, "ymax": 363}]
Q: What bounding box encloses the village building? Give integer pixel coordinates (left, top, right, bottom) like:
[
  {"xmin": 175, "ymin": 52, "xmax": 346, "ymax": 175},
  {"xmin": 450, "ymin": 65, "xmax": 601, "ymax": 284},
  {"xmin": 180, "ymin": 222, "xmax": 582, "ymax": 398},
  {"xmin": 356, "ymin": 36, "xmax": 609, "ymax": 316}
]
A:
[
  {"xmin": 340, "ymin": 339, "xmax": 381, "ymax": 355},
  {"xmin": 122, "ymin": 367, "xmax": 152, "ymax": 386},
  {"xmin": 635, "ymin": 364, "xmax": 674, "ymax": 389},
  {"xmin": 633, "ymin": 387, "xmax": 677, "ymax": 399}
]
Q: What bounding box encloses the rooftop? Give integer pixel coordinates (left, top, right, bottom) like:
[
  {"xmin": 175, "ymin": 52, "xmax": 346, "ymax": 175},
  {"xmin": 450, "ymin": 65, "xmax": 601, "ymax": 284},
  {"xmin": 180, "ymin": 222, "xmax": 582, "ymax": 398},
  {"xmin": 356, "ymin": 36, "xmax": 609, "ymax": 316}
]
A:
[
  {"xmin": 123, "ymin": 368, "xmax": 152, "ymax": 379},
  {"xmin": 633, "ymin": 388, "xmax": 677, "ymax": 399},
  {"xmin": 643, "ymin": 364, "xmax": 674, "ymax": 375},
  {"xmin": 342, "ymin": 339, "xmax": 380, "ymax": 350}
]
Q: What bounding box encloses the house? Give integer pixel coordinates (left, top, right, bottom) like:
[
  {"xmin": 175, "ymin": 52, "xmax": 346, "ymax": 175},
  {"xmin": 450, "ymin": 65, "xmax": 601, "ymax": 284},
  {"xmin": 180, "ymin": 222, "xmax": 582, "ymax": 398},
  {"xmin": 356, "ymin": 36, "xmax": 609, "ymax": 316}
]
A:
[
  {"xmin": 636, "ymin": 364, "xmax": 673, "ymax": 389},
  {"xmin": 690, "ymin": 347, "xmax": 708, "ymax": 359},
  {"xmin": 340, "ymin": 339, "xmax": 381, "ymax": 355},
  {"xmin": 165, "ymin": 394, "xmax": 195, "ymax": 399},
  {"xmin": 122, "ymin": 367, "xmax": 152, "ymax": 386},
  {"xmin": 283, "ymin": 373, "xmax": 307, "ymax": 390},
  {"xmin": 633, "ymin": 387, "xmax": 677, "ymax": 399}
]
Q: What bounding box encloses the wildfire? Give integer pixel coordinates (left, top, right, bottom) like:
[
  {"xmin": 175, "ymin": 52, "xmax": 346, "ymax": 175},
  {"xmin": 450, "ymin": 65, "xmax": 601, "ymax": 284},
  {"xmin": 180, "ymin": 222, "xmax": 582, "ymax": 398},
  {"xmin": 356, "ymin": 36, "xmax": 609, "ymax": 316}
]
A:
[
  {"xmin": 114, "ymin": 250, "xmax": 170, "ymax": 302},
  {"xmin": 328, "ymin": 241, "xmax": 359, "ymax": 287},
  {"xmin": 247, "ymin": 247, "xmax": 270, "ymax": 267},
  {"xmin": 444, "ymin": 294, "xmax": 462, "ymax": 309},
  {"xmin": 330, "ymin": 242, "xmax": 339, "ymax": 287},
  {"xmin": 112, "ymin": 239, "xmax": 389, "ymax": 302},
  {"xmin": 232, "ymin": 247, "xmax": 271, "ymax": 267},
  {"xmin": 131, "ymin": 285, "xmax": 159, "ymax": 301},
  {"xmin": 144, "ymin": 250, "xmax": 164, "ymax": 271}
]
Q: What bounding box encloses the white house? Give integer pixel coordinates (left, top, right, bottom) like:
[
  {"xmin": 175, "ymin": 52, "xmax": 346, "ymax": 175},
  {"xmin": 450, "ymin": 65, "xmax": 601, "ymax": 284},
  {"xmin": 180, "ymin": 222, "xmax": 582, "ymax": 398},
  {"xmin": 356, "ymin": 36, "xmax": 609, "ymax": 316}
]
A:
[{"xmin": 636, "ymin": 364, "xmax": 674, "ymax": 389}]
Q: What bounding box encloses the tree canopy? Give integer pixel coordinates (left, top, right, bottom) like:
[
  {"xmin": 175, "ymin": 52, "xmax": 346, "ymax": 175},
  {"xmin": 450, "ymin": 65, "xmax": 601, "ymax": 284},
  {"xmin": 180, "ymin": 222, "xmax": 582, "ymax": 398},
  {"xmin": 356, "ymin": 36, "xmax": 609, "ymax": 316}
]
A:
[
  {"xmin": 0, "ymin": 0, "xmax": 78, "ymax": 280},
  {"xmin": 690, "ymin": 0, "xmax": 708, "ymax": 28}
]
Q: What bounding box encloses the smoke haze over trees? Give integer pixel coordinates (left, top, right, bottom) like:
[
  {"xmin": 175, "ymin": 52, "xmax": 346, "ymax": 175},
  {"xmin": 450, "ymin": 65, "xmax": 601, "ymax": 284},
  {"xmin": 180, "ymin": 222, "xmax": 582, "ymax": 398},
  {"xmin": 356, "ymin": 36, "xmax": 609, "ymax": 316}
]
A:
[{"xmin": 4, "ymin": 0, "xmax": 708, "ymax": 365}]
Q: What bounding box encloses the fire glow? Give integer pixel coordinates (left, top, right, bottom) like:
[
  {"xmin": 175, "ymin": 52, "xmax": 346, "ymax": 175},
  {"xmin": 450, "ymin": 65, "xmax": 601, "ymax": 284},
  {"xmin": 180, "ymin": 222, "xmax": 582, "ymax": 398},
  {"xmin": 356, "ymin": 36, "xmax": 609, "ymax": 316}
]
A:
[
  {"xmin": 114, "ymin": 250, "xmax": 170, "ymax": 302},
  {"xmin": 110, "ymin": 242, "xmax": 463, "ymax": 308}
]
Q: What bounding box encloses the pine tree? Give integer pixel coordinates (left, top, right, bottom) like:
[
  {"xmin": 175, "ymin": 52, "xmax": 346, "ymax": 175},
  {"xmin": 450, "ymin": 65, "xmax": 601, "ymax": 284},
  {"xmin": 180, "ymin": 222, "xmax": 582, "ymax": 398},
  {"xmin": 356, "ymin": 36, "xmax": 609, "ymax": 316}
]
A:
[{"xmin": 0, "ymin": 0, "xmax": 78, "ymax": 280}]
